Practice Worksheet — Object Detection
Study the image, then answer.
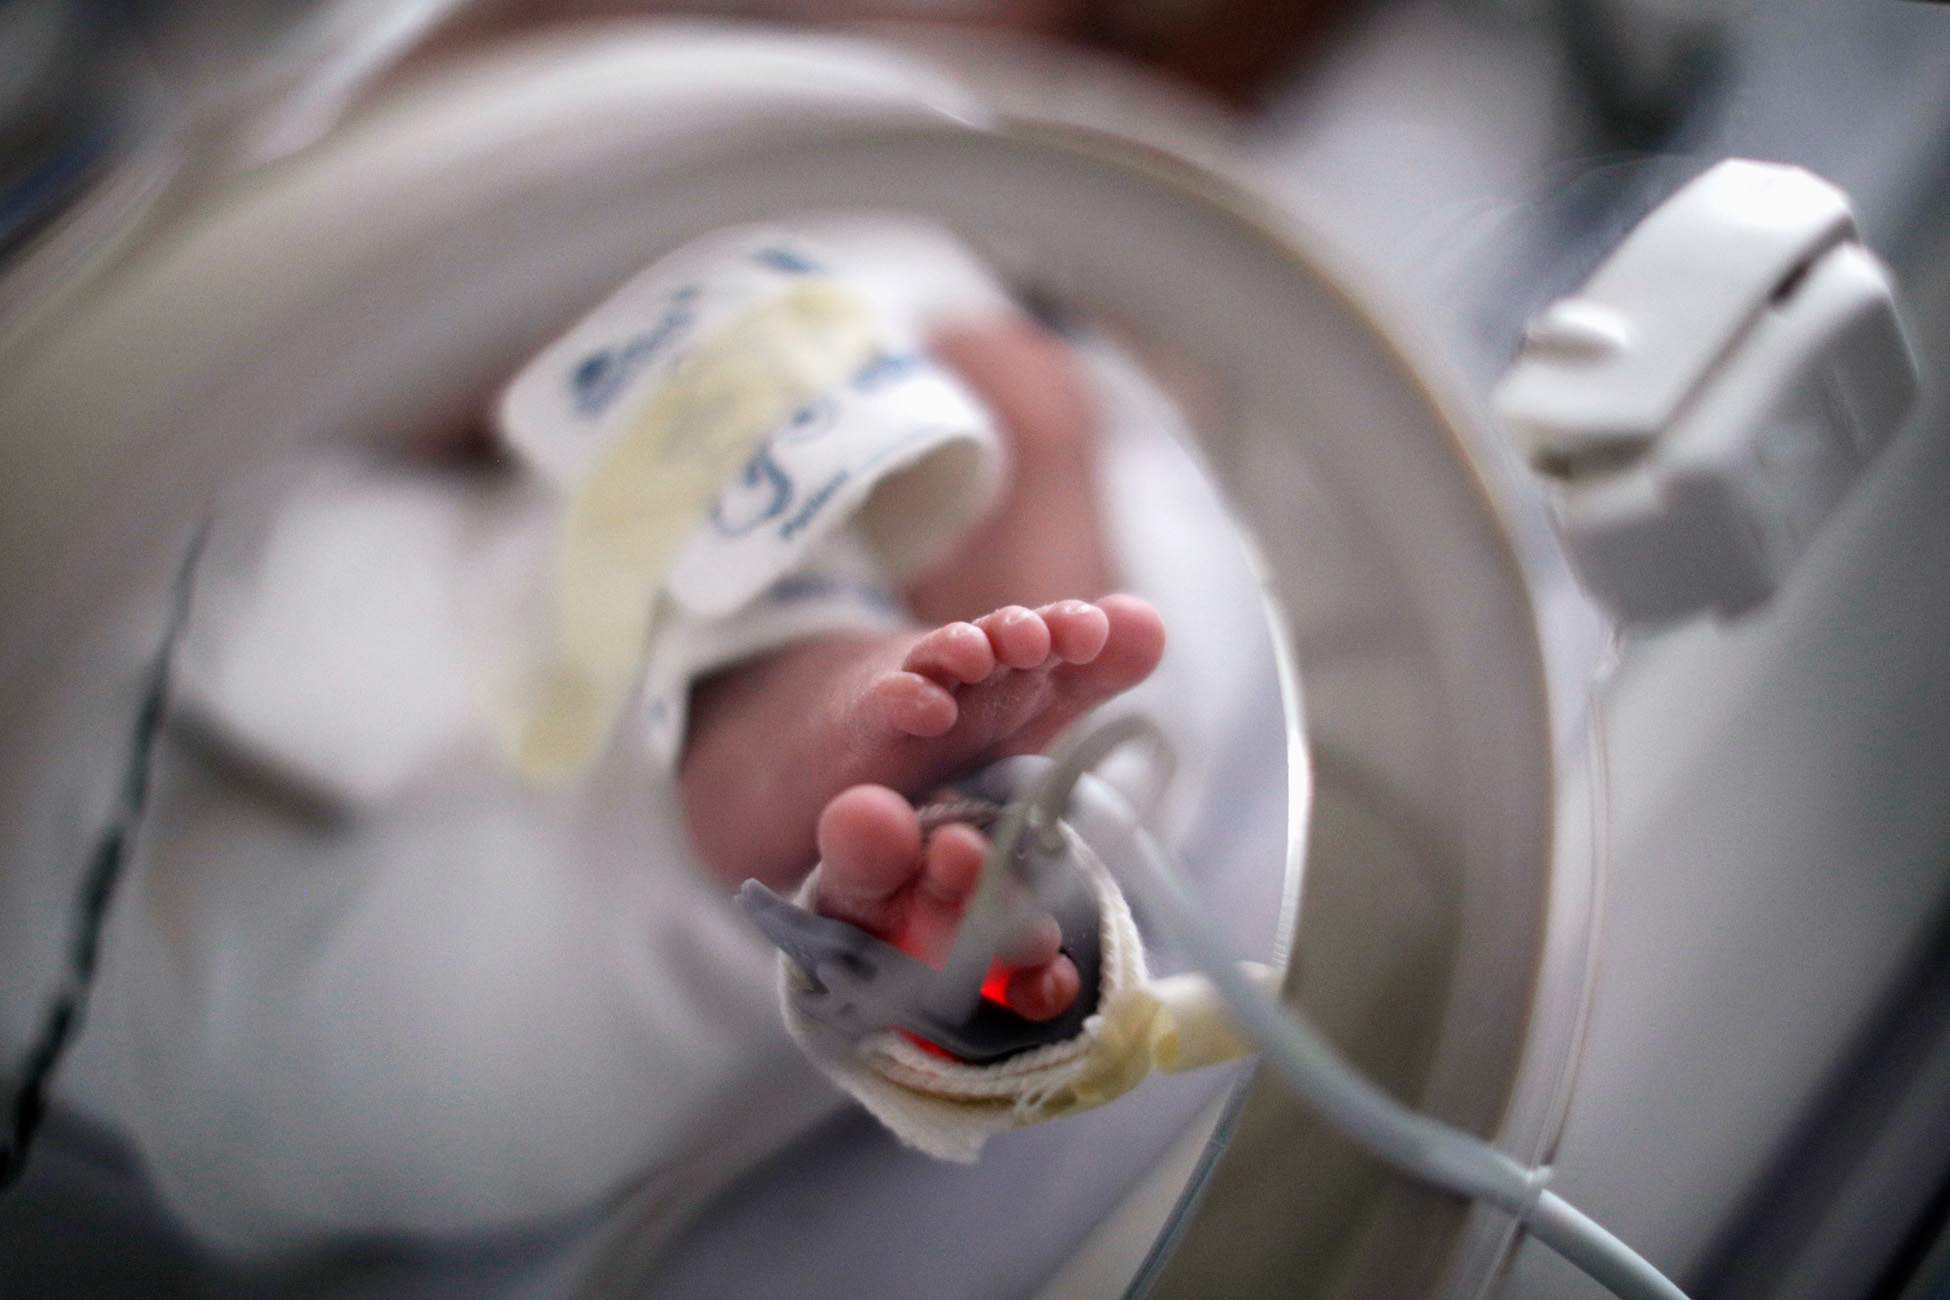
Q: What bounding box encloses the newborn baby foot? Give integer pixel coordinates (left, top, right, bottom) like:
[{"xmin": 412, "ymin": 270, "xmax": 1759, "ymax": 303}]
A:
[
  {"xmin": 861, "ymin": 598, "xmax": 1132, "ymax": 754},
  {"xmin": 681, "ymin": 594, "xmax": 1164, "ymax": 889},
  {"xmin": 814, "ymin": 784, "xmax": 1079, "ymax": 1023}
]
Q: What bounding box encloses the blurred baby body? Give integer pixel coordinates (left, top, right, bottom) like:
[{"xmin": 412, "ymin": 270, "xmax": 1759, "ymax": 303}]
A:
[{"xmin": 60, "ymin": 214, "xmax": 1225, "ymax": 1258}]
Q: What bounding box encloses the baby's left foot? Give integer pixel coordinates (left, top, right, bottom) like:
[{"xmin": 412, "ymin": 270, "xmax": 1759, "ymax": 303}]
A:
[{"xmin": 814, "ymin": 784, "xmax": 1079, "ymax": 1022}]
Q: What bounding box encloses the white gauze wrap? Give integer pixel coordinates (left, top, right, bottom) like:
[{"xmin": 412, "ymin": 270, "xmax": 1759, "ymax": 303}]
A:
[{"xmin": 783, "ymin": 821, "xmax": 1278, "ymax": 1163}]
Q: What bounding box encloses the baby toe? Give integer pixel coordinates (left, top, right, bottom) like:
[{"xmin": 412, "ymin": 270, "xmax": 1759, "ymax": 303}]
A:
[
  {"xmin": 815, "ymin": 786, "xmax": 923, "ymax": 932},
  {"xmin": 976, "ymin": 605, "xmax": 1053, "ymax": 670},
  {"xmin": 901, "ymin": 823, "xmax": 989, "ymax": 962},
  {"xmin": 1039, "ymin": 600, "xmax": 1111, "ymax": 664},
  {"xmin": 917, "ymin": 822, "xmax": 988, "ymax": 906},
  {"xmin": 1088, "ymin": 595, "xmax": 1167, "ymax": 688},
  {"xmin": 1005, "ymin": 955, "xmax": 1081, "ymax": 1022},
  {"xmin": 903, "ymin": 621, "xmax": 995, "ymax": 684},
  {"xmin": 865, "ymin": 671, "xmax": 960, "ymax": 737}
]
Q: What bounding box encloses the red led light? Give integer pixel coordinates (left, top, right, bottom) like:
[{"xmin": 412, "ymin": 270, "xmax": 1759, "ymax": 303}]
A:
[
  {"xmin": 899, "ymin": 961, "xmax": 1019, "ymax": 1060},
  {"xmin": 980, "ymin": 960, "xmax": 1013, "ymax": 1007}
]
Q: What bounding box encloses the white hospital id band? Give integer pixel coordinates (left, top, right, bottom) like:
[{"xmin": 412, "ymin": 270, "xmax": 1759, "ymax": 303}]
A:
[{"xmin": 495, "ymin": 218, "xmax": 1007, "ymax": 779}]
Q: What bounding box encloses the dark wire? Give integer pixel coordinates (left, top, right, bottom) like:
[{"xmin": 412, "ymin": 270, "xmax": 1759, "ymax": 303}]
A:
[{"xmin": 0, "ymin": 526, "xmax": 204, "ymax": 1194}]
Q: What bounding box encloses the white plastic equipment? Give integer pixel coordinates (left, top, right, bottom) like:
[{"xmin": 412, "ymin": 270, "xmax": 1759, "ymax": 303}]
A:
[{"xmin": 1496, "ymin": 159, "xmax": 1917, "ymax": 623}]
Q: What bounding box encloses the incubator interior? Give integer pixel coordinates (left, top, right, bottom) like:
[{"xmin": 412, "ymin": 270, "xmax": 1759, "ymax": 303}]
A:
[
  {"xmin": 0, "ymin": 34, "xmax": 1564, "ymax": 1290},
  {"xmin": 5, "ymin": 6, "xmax": 1948, "ymax": 1300}
]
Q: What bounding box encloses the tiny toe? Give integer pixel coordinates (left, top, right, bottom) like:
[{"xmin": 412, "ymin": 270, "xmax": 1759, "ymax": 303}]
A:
[
  {"xmin": 1086, "ymin": 595, "xmax": 1167, "ymax": 688},
  {"xmin": 815, "ymin": 786, "xmax": 922, "ymax": 933},
  {"xmin": 903, "ymin": 622, "xmax": 994, "ymax": 684},
  {"xmin": 864, "ymin": 672, "xmax": 959, "ymax": 737},
  {"xmin": 1040, "ymin": 600, "xmax": 1110, "ymax": 664},
  {"xmin": 977, "ymin": 606, "xmax": 1052, "ymax": 670},
  {"xmin": 903, "ymin": 823, "xmax": 989, "ymax": 963},
  {"xmin": 917, "ymin": 823, "xmax": 988, "ymax": 905},
  {"xmin": 1006, "ymin": 955, "xmax": 1081, "ymax": 1022}
]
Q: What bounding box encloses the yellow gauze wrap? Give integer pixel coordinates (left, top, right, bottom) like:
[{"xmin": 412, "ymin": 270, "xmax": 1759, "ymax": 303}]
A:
[
  {"xmin": 512, "ymin": 279, "xmax": 881, "ymax": 780},
  {"xmin": 1019, "ymin": 965, "xmax": 1279, "ymax": 1124}
]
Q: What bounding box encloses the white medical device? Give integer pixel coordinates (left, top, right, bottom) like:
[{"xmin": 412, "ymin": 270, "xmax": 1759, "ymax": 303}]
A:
[{"xmin": 1496, "ymin": 159, "xmax": 1916, "ymax": 624}]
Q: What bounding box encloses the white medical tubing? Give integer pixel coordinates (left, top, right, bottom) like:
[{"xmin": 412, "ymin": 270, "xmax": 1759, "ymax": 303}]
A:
[
  {"xmin": 1018, "ymin": 718, "xmax": 1689, "ymax": 1300},
  {"xmin": 1527, "ymin": 1192, "xmax": 1690, "ymax": 1300}
]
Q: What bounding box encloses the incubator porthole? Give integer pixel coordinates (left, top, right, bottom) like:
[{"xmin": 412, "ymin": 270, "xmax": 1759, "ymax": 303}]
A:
[{"xmin": 0, "ymin": 30, "xmax": 1593, "ymax": 1300}]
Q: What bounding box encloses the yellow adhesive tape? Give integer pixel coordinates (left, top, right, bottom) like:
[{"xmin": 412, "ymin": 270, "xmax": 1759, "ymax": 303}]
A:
[
  {"xmin": 513, "ymin": 278, "xmax": 881, "ymax": 780},
  {"xmin": 1017, "ymin": 965, "xmax": 1278, "ymax": 1124}
]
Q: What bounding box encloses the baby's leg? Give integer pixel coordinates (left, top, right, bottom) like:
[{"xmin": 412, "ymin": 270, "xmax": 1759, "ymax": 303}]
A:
[
  {"xmin": 680, "ymin": 595, "xmax": 1164, "ymax": 889},
  {"xmin": 814, "ymin": 785, "xmax": 1079, "ymax": 1023},
  {"xmin": 906, "ymin": 315, "xmax": 1114, "ymax": 624}
]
